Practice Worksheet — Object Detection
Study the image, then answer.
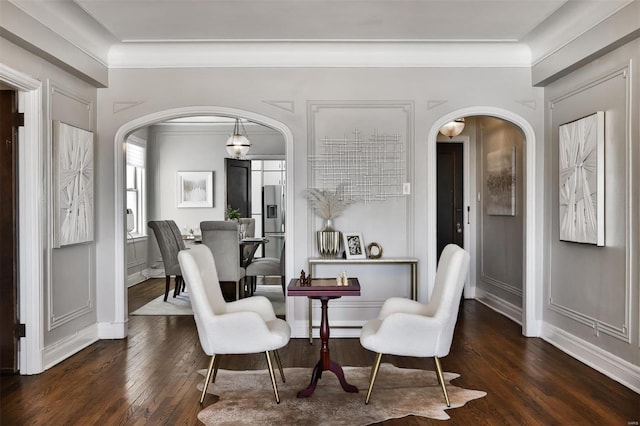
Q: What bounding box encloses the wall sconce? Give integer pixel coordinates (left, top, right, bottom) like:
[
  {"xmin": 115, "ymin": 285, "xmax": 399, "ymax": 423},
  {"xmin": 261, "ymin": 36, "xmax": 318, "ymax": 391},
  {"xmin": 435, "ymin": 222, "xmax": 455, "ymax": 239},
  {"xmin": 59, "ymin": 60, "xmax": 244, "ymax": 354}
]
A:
[
  {"xmin": 439, "ymin": 118, "xmax": 465, "ymax": 138},
  {"xmin": 226, "ymin": 118, "xmax": 251, "ymax": 158}
]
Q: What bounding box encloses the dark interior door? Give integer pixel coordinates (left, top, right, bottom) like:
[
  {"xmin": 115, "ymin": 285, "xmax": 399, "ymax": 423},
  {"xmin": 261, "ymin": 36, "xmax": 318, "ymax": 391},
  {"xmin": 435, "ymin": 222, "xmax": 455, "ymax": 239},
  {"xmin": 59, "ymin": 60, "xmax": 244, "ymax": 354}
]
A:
[
  {"xmin": 437, "ymin": 143, "xmax": 464, "ymax": 261},
  {"xmin": 0, "ymin": 90, "xmax": 20, "ymax": 374},
  {"xmin": 225, "ymin": 158, "xmax": 251, "ymax": 218}
]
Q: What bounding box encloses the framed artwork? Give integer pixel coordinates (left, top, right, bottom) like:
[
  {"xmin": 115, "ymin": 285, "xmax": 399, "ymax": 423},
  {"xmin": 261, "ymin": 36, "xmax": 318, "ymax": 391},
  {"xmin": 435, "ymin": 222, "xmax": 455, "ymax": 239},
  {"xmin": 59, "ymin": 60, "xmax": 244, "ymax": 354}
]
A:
[
  {"xmin": 176, "ymin": 171, "xmax": 214, "ymax": 208},
  {"xmin": 53, "ymin": 121, "xmax": 94, "ymax": 247},
  {"xmin": 486, "ymin": 146, "xmax": 516, "ymax": 216},
  {"xmin": 343, "ymin": 232, "xmax": 366, "ymax": 259},
  {"xmin": 558, "ymin": 111, "xmax": 605, "ymax": 246}
]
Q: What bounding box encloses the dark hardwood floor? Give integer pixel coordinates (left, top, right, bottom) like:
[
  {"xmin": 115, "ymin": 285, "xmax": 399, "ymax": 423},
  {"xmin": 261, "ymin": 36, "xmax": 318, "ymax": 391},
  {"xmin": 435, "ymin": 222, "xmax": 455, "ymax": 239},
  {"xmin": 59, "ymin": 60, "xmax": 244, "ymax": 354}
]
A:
[{"xmin": 1, "ymin": 278, "xmax": 638, "ymax": 425}]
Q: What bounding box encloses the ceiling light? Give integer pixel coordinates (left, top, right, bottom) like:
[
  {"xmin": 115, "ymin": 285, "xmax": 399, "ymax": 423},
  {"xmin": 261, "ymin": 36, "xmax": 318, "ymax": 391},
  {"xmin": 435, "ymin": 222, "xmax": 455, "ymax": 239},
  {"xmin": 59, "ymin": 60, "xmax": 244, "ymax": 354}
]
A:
[
  {"xmin": 439, "ymin": 118, "xmax": 465, "ymax": 138},
  {"xmin": 226, "ymin": 118, "xmax": 251, "ymax": 158}
]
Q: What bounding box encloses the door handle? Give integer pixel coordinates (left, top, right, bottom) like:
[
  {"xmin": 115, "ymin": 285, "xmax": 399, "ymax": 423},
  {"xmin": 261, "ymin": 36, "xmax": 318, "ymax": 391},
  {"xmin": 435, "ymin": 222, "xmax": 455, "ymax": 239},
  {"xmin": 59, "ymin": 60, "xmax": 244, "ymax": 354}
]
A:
[{"xmin": 456, "ymin": 222, "xmax": 463, "ymax": 234}]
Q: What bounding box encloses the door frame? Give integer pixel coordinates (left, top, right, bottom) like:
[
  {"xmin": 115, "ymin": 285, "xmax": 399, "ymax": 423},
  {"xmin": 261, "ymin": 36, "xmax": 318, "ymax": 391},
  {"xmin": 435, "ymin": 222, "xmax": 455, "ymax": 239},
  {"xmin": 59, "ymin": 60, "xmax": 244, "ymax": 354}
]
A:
[
  {"xmin": 428, "ymin": 107, "xmax": 541, "ymax": 337},
  {"xmin": 436, "ymin": 135, "xmax": 476, "ymax": 299},
  {"xmin": 0, "ymin": 64, "xmax": 45, "ymax": 374},
  {"xmin": 113, "ymin": 106, "xmax": 295, "ymax": 337}
]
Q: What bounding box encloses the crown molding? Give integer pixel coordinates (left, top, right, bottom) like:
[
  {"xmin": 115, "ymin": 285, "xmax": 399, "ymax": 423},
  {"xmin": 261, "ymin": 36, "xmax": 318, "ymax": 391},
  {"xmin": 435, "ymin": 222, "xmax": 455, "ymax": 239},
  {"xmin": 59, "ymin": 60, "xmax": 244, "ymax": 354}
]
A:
[{"xmin": 108, "ymin": 41, "xmax": 531, "ymax": 69}]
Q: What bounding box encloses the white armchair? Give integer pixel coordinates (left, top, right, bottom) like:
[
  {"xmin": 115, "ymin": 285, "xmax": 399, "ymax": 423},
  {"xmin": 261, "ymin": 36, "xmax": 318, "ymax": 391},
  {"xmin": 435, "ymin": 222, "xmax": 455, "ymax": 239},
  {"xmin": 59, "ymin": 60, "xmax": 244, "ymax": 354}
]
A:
[
  {"xmin": 359, "ymin": 244, "xmax": 470, "ymax": 406},
  {"xmin": 178, "ymin": 245, "xmax": 291, "ymax": 404}
]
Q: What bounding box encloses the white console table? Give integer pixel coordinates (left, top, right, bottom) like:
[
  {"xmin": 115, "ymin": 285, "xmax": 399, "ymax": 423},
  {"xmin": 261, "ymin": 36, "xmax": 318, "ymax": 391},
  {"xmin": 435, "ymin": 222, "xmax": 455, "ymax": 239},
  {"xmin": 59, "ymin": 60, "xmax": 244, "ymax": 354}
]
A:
[{"xmin": 306, "ymin": 257, "xmax": 418, "ymax": 343}]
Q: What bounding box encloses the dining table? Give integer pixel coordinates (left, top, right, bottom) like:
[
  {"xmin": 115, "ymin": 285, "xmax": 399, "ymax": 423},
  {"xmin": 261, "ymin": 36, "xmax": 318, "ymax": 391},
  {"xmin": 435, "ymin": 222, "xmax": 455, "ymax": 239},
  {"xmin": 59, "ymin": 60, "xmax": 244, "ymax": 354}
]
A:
[{"xmin": 287, "ymin": 277, "xmax": 361, "ymax": 398}]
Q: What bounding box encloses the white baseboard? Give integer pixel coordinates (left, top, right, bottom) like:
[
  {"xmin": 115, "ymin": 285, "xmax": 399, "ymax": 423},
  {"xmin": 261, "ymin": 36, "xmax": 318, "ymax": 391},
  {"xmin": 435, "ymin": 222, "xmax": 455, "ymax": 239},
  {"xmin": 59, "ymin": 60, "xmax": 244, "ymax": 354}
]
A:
[
  {"xmin": 98, "ymin": 320, "xmax": 128, "ymax": 339},
  {"xmin": 542, "ymin": 323, "xmax": 640, "ymax": 393},
  {"xmin": 127, "ymin": 269, "xmax": 150, "ymax": 287},
  {"xmin": 474, "ymin": 290, "xmax": 640, "ymax": 393},
  {"xmin": 475, "ymin": 287, "xmax": 523, "ymax": 325},
  {"xmin": 43, "ymin": 323, "xmax": 99, "ymax": 370}
]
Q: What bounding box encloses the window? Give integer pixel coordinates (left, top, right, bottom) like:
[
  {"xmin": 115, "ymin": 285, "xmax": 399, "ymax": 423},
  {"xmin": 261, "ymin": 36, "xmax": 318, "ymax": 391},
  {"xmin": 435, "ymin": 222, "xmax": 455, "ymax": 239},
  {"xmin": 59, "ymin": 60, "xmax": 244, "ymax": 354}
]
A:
[{"xmin": 126, "ymin": 141, "xmax": 146, "ymax": 236}]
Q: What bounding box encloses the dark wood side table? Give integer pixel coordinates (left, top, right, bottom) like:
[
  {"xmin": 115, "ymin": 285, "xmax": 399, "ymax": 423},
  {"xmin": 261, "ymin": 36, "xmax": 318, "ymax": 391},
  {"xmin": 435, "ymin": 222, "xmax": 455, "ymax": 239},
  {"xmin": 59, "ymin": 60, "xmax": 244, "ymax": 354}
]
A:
[{"xmin": 287, "ymin": 278, "xmax": 361, "ymax": 398}]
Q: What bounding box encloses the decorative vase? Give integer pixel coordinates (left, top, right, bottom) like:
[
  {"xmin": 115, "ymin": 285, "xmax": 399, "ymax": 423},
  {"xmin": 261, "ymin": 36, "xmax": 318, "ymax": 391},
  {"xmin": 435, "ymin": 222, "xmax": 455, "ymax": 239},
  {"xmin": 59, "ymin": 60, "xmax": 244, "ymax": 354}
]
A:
[{"xmin": 316, "ymin": 219, "xmax": 341, "ymax": 258}]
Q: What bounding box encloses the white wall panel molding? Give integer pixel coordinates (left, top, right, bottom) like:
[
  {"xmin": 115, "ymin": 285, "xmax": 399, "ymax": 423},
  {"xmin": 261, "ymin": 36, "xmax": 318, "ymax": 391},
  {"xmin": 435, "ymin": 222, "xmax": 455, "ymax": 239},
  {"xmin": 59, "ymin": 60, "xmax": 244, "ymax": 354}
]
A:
[
  {"xmin": 109, "ymin": 42, "xmax": 531, "ymax": 69},
  {"xmin": 262, "ymin": 100, "xmax": 295, "ymax": 113},
  {"xmin": 46, "ymin": 80, "xmax": 96, "ymax": 332},
  {"xmin": 43, "ymin": 323, "xmax": 99, "ymax": 370},
  {"xmin": 426, "ymin": 100, "xmax": 448, "ymax": 110},
  {"xmin": 548, "ymin": 66, "xmax": 632, "ymax": 344},
  {"xmin": 549, "ymin": 66, "xmax": 628, "ymax": 107},
  {"xmin": 475, "ymin": 287, "xmax": 523, "ymax": 326},
  {"xmin": 514, "ymin": 99, "xmax": 537, "ymax": 110},
  {"xmin": 542, "ymin": 322, "xmax": 640, "ymax": 393},
  {"xmin": 306, "ymin": 101, "xmax": 415, "ymax": 257},
  {"xmin": 49, "ymin": 82, "xmax": 94, "ymax": 129},
  {"xmin": 480, "ymin": 273, "xmax": 523, "ymax": 297},
  {"xmin": 113, "ymin": 100, "xmax": 144, "ymax": 114}
]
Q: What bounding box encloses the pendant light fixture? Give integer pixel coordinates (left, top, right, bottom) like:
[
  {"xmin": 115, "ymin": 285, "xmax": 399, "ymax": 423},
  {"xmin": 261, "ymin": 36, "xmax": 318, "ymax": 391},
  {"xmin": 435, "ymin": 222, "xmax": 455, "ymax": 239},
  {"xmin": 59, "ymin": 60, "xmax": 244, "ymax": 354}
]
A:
[
  {"xmin": 226, "ymin": 118, "xmax": 251, "ymax": 158},
  {"xmin": 439, "ymin": 118, "xmax": 466, "ymax": 138}
]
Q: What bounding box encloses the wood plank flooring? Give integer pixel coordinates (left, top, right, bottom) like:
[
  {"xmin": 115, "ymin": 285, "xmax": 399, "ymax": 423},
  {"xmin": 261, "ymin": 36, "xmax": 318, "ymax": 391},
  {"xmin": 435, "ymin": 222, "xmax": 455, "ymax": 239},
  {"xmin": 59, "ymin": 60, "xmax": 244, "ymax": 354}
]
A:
[{"xmin": 1, "ymin": 278, "xmax": 638, "ymax": 425}]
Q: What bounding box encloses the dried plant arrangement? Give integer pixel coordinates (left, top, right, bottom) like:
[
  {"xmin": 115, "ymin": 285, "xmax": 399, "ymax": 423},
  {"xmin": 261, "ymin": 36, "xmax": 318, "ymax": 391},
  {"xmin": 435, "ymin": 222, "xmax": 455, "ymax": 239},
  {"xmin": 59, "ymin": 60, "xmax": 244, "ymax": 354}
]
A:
[{"xmin": 305, "ymin": 186, "xmax": 350, "ymax": 223}]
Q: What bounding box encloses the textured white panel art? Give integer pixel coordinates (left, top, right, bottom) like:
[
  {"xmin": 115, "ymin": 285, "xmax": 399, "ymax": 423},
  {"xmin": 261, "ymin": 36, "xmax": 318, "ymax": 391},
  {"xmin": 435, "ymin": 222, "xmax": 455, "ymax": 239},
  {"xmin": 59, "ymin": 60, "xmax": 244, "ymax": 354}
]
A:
[
  {"xmin": 309, "ymin": 129, "xmax": 406, "ymax": 203},
  {"xmin": 558, "ymin": 111, "xmax": 605, "ymax": 246},
  {"xmin": 53, "ymin": 121, "xmax": 94, "ymax": 247}
]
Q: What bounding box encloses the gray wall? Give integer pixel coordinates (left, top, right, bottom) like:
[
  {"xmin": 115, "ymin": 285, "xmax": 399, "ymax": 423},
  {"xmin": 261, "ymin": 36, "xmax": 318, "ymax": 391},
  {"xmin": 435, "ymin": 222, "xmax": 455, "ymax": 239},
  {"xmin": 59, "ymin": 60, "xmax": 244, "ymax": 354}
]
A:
[
  {"xmin": 543, "ymin": 38, "xmax": 640, "ymax": 366},
  {"xmin": 0, "ymin": 37, "xmax": 98, "ymax": 360},
  {"xmin": 476, "ymin": 117, "xmax": 525, "ymax": 309},
  {"xmin": 144, "ymin": 122, "xmax": 285, "ymax": 268},
  {"xmin": 94, "ymin": 66, "xmax": 543, "ymax": 333}
]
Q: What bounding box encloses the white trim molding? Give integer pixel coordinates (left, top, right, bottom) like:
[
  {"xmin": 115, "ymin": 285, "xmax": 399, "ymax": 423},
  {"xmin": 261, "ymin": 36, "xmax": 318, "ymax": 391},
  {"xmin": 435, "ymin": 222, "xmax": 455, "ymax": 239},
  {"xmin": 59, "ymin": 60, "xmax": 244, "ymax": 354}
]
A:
[
  {"xmin": 43, "ymin": 323, "xmax": 99, "ymax": 370},
  {"xmin": 0, "ymin": 64, "xmax": 45, "ymax": 375},
  {"xmin": 475, "ymin": 287, "xmax": 523, "ymax": 326},
  {"xmin": 427, "ymin": 107, "xmax": 542, "ymax": 337},
  {"xmin": 109, "ymin": 42, "xmax": 531, "ymax": 69},
  {"xmin": 542, "ymin": 322, "xmax": 640, "ymax": 393},
  {"xmin": 112, "ymin": 106, "xmax": 296, "ymax": 338}
]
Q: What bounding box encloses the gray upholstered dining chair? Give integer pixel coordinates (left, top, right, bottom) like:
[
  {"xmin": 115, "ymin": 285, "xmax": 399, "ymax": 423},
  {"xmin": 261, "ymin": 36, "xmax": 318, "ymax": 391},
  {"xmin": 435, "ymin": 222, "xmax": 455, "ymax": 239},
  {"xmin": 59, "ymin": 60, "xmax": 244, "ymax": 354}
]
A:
[
  {"xmin": 238, "ymin": 217, "xmax": 258, "ymax": 265},
  {"xmin": 245, "ymin": 242, "xmax": 285, "ymax": 296},
  {"xmin": 200, "ymin": 220, "xmax": 246, "ymax": 300},
  {"xmin": 148, "ymin": 220, "xmax": 184, "ymax": 301},
  {"xmin": 359, "ymin": 244, "xmax": 470, "ymax": 406}
]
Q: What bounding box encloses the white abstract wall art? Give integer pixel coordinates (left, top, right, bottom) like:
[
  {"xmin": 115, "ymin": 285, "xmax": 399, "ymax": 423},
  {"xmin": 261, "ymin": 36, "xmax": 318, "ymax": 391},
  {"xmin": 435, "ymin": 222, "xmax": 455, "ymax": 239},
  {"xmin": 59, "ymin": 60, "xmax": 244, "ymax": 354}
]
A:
[
  {"xmin": 486, "ymin": 146, "xmax": 516, "ymax": 216},
  {"xmin": 176, "ymin": 171, "xmax": 214, "ymax": 208},
  {"xmin": 309, "ymin": 129, "xmax": 406, "ymax": 204},
  {"xmin": 53, "ymin": 121, "xmax": 94, "ymax": 247},
  {"xmin": 558, "ymin": 111, "xmax": 605, "ymax": 246}
]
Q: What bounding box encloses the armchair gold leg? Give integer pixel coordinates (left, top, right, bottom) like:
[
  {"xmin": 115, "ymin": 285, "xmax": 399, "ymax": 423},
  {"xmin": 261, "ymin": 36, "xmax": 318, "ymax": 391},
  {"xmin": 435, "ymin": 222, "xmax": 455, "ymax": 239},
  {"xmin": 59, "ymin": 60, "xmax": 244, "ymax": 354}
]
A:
[
  {"xmin": 274, "ymin": 350, "xmax": 286, "ymax": 383},
  {"xmin": 365, "ymin": 353, "xmax": 383, "ymax": 404},
  {"xmin": 200, "ymin": 355, "xmax": 217, "ymax": 405},
  {"xmin": 212, "ymin": 354, "xmax": 222, "ymax": 383},
  {"xmin": 434, "ymin": 356, "xmax": 450, "ymax": 407},
  {"xmin": 265, "ymin": 351, "xmax": 281, "ymax": 403}
]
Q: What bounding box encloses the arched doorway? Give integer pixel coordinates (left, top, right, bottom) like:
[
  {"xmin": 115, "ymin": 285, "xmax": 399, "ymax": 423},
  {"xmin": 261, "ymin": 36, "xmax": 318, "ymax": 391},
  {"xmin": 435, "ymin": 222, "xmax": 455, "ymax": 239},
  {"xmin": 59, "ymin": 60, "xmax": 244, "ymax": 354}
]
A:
[
  {"xmin": 112, "ymin": 106, "xmax": 295, "ymax": 337},
  {"xmin": 427, "ymin": 107, "xmax": 541, "ymax": 337}
]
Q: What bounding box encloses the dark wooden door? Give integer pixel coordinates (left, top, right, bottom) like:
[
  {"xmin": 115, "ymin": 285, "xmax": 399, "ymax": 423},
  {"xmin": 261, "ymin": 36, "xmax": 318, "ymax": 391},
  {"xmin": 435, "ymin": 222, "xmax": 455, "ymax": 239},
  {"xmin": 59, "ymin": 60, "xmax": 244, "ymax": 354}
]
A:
[
  {"xmin": 225, "ymin": 158, "xmax": 251, "ymax": 218},
  {"xmin": 0, "ymin": 90, "xmax": 20, "ymax": 374},
  {"xmin": 437, "ymin": 143, "xmax": 464, "ymax": 261}
]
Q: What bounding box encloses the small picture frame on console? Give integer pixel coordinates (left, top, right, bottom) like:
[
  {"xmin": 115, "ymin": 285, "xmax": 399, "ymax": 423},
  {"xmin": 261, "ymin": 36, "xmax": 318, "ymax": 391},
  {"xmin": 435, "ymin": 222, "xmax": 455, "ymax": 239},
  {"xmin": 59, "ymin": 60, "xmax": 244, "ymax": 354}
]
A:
[{"xmin": 343, "ymin": 232, "xmax": 366, "ymax": 259}]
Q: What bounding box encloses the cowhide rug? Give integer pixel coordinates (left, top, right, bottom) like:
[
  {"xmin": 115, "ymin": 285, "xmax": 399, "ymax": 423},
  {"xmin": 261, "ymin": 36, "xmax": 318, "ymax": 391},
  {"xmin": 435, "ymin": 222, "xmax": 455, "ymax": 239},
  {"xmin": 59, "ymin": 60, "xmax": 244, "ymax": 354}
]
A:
[{"xmin": 197, "ymin": 363, "xmax": 486, "ymax": 425}]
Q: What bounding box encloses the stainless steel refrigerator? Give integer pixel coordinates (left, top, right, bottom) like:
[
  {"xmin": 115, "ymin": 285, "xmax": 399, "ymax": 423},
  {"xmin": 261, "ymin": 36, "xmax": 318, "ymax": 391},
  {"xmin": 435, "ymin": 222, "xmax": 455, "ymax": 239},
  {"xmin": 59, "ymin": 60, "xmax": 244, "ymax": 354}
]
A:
[{"xmin": 262, "ymin": 185, "xmax": 285, "ymax": 258}]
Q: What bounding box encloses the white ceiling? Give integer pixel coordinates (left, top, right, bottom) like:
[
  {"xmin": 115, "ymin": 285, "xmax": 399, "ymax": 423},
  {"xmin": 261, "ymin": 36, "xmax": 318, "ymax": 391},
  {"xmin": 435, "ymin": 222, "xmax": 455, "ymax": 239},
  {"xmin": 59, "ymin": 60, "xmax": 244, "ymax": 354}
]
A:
[
  {"xmin": 8, "ymin": 0, "xmax": 632, "ymax": 67},
  {"xmin": 75, "ymin": 0, "xmax": 567, "ymax": 42}
]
